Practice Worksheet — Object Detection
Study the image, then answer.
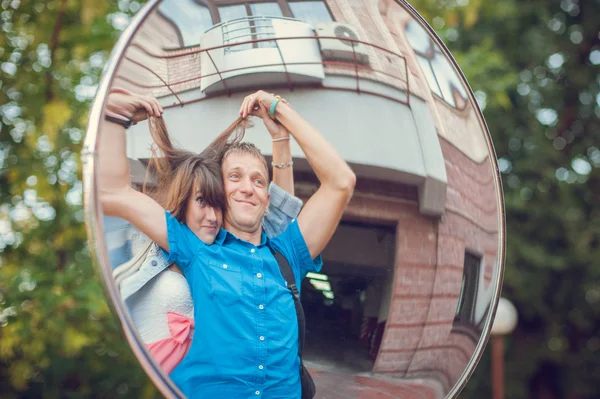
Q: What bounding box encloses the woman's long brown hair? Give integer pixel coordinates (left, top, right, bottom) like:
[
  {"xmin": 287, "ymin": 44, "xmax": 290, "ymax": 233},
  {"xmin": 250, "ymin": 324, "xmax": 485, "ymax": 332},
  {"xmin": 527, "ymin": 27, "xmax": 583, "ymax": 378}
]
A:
[{"xmin": 142, "ymin": 115, "xmax": 251, "ymax": 223}]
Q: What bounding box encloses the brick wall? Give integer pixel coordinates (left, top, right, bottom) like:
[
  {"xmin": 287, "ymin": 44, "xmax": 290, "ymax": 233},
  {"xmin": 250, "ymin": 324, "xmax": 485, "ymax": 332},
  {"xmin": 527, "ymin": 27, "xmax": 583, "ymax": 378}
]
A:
[
  {"xmin": 319, "ymin": 0, "xmax": 409, "ymax": 93},
  {"xmin": 378, "ymin": 0, "xmax": 491, "ymax": 164},
  {"xmin": 377, "ymin": 0, "xmax": 432, "ymax": 100},
  {"xmin": 113, "ymin": 11, "xmax": 178, "ymax": 96},
  {"xmin": 165, "ymin": 46, "xmax": 203, "ymax": 95},
  {"xmin": 362, "ymin": 2, "xmax": 500, "ymax": 389},
  {"xmin": 362, "ymin": 141, "xmax": 498, "ymax": 389},
  {"xmin": 113, "ymin": 10, "xmax": 207, "ymax": 98}
]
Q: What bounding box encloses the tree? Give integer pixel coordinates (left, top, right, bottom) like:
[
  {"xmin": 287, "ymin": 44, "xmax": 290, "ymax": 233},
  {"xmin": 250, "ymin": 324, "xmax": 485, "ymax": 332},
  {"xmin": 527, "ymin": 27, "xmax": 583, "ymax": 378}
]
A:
[
  {"xmin": 0, "ymin": 0, "xmax": 159, "ymax": 397},
  {"xmin": 409, "ymin": 0, "xmax": 600, "ymax": 397}
]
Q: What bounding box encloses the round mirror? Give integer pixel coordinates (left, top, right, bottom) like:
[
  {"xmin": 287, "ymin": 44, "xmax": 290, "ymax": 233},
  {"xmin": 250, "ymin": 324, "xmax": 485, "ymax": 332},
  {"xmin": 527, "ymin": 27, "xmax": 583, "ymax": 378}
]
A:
[{"xmin": 83, "ymin": 0, "xmax": 505, "ymax": 397}]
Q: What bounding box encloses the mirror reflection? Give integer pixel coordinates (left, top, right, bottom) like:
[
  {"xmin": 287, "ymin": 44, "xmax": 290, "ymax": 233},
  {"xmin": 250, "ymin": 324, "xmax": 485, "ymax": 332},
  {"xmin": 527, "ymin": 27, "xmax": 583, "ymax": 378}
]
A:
[{"xmin": 92, "ymin": 0, "xmax": 503, "ymax": 397}]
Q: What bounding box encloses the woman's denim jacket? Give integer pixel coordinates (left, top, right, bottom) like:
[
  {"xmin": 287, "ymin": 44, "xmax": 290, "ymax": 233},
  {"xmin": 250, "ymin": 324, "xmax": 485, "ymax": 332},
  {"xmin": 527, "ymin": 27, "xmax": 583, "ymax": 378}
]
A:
[{"xmin": 103, "ymin": 183, "xmax": 303, "ymax": 301}]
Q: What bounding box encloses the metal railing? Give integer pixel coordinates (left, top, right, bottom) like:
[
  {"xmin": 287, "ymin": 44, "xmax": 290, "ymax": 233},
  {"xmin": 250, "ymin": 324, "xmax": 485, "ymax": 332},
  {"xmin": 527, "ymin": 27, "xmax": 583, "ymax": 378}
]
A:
[
  {"xmin": 120, "ymin": 21, "xmax": 410, "ymax": 108},
  {"xmin": 221, "ymin": 16, "xmax": 278, "ymax": 53}
]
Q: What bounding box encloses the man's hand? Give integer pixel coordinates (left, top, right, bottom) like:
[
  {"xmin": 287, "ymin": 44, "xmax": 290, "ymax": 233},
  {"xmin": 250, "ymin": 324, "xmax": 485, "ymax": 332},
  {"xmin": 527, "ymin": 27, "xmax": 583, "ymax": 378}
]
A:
[
  {"xmin": 105, "ymin": 87, "xmax": 164, "ymax": 123},
  {"xmin": 240, "ymin": 90, "xmax": 292, "ymax": 139},
  {"xmin": 239, "ymin": 90, "xmax": 290, "ymax": 117},
  {"xmin": 250, "ymin": 98, "xmax": 290, "ymax": 140},
  {"xmin": 239, "ymin": 90, "xmax": 273, "ymax": 119}
]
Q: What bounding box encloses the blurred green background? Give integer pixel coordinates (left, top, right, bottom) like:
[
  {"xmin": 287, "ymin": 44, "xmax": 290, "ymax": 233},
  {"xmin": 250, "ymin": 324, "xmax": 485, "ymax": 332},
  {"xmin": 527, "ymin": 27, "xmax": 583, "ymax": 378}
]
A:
[{"xmin": 0, "ymin": 0, "xmax": 598, "ymax": 398}]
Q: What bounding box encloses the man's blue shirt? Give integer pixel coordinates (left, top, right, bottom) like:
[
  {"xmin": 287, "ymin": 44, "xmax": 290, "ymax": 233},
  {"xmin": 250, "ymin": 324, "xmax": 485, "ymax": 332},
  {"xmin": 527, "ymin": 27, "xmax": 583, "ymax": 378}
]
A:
[
  {"xmin": 164, "ymin": 211, "xmax": 322, "ymax": 399},
  {"xmin": 103, "ymin": 182, "xmax": 303, "ymax": 270}
]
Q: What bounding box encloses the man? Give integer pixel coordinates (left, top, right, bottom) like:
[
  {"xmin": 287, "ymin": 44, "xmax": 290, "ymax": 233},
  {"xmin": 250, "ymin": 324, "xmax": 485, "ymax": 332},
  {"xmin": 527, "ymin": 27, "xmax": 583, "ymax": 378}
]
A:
[
  {"xmin": 166, "ymin": 91, "xmax": 355, "ymax": 398},
  {"xmin": 100, "ymin": 89, "xmax": 356, "ymax": 398}
]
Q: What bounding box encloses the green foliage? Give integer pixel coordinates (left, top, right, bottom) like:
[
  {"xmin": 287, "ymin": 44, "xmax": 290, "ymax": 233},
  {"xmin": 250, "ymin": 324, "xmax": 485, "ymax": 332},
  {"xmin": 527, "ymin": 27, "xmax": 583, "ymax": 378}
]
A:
[
  {"xmin": 0, "ymin": 0, "xmax": 159, "ymax": 397},
  {"xmin": 409, "ymin": 0, "xmax": 600, "ymax": 397}
]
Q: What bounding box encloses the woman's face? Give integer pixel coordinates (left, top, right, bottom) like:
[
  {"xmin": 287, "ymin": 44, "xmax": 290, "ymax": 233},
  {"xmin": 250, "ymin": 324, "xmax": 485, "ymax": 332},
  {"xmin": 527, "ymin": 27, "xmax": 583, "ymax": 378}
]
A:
[{"xmin": 184, "ymin": 192, "xmax": 223, "ymax": 244}]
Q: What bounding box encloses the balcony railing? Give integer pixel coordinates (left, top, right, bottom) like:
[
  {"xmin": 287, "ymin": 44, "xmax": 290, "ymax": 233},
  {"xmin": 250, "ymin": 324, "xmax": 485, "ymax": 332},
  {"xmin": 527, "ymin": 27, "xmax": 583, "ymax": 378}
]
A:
[
  {"xmin": 121, "ymin": 21, "xmax": 410, "ymax": 108},
  {"xmin": 220, "ymin": 16, "xmax": 280, "ymax": 53}
]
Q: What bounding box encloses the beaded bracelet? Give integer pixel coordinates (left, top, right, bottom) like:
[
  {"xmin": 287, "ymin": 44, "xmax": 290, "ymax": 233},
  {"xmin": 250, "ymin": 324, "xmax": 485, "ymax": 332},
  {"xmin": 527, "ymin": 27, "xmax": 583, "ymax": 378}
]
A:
[{"xmin": 272, "ymin": 161, "xmax": 294, "ymax": 169}]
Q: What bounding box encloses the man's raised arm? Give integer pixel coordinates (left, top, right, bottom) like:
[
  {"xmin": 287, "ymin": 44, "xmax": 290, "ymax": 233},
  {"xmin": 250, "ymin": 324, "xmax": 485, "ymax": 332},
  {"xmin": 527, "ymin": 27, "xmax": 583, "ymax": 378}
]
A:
[{"xmin": 241, "ymin": 91, "xmax": 356, "ymax": 259}]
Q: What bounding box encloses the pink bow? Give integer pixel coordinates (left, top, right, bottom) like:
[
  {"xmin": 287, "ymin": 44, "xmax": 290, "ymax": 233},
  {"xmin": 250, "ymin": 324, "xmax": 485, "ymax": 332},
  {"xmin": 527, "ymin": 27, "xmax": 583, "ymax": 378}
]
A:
[{"xmin": 167, "ymin": 312, "xmax": 194, "ymax": 344}]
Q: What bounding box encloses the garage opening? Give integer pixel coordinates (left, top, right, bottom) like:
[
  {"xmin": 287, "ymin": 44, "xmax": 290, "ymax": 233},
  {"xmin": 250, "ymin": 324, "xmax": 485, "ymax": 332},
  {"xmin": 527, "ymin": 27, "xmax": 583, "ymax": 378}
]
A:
[{"xmin": 302, "ymin": 220, "xmax": 397, "ymax": 373}]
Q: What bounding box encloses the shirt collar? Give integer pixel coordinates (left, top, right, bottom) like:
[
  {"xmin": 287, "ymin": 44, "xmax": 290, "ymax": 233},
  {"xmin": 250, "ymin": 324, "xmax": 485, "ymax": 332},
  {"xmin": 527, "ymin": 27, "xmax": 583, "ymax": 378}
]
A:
[
  {"xmin": 214, "ymin": 228, "xmax": 269, "ymax": 247},
  {"xmin": 214, "ymin": 228, "xmax": 228, "ymax": 246}
]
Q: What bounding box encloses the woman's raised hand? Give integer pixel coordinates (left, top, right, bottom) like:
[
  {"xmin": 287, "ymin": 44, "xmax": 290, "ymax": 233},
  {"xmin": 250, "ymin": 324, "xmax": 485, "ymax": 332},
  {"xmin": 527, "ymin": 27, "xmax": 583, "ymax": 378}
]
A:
[
  {"xmin": 239, "ymin": 90, "xmax": 271, "ymax": 119},
  {"xmin": 251, "ymin": 97, "xmax": 290, "ymax": 139},
  {"xmin": 239, "ymin": 90, "xmax": 290, "ymax": 119},
  {"xmin": 239, "ymin": 90, "xmax": 291, "ymax": 138},
  {"xmin": 105, "ymin": 87, "xmax": 164, "ymax": 123}
]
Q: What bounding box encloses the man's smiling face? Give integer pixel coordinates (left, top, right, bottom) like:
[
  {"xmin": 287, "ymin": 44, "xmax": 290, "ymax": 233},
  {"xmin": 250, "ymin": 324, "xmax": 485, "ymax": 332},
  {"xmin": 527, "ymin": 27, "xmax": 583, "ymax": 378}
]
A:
[{"xmin": 222, "ymin": 151, "xmax": 270, "ymax": 234}]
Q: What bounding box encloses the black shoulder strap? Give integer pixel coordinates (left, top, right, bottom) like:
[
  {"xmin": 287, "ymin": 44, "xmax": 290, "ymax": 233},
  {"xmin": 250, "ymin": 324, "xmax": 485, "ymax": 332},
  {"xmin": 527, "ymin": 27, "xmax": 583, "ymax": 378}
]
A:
[{"xmin": 271, "ymin": 249, "xmax": 306, "ymax": 359}]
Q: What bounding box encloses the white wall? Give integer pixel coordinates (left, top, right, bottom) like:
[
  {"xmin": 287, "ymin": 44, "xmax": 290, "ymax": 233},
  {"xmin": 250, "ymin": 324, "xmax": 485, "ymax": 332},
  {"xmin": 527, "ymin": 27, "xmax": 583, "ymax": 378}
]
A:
[{"xmin": 126, "ymin": 79, "xmax": 447, "ymax": 214}]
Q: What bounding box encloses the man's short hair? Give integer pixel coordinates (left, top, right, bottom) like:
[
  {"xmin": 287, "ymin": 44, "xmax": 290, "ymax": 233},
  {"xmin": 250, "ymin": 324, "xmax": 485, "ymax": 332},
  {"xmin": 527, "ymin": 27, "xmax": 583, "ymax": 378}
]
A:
[{"xmin": 222, "ymin": 142, "xmax": 269, "ymax": 182}]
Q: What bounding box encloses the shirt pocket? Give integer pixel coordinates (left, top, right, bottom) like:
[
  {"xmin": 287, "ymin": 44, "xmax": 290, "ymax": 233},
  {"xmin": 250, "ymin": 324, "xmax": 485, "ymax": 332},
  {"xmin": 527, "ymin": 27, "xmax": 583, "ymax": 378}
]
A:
[
  {"xmin": 276, "ymin": 288, "xmax": 295, "ymax": 322},
  {"xmin": 274, "ymin": 292, "xmax": 297, "ymax": 350},
  {"xmin": 207, "ymin": 260, "xmax": 243, "ymax": 305}
]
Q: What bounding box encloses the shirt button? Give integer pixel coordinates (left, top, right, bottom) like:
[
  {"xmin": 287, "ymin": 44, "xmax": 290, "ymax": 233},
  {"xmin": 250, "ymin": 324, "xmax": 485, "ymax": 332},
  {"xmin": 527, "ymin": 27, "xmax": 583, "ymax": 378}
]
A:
[
  {"xmin": 257, "ymin": 273, "xmax": 262, "ymax": 278},
  {"xmin": 251, "ymin": 248, "xmax": 255, "ymax": 253},
  {"xmin": 258, "ymin": 365, "xmax": 264, "ymax": 370},
  {"xmin": 151, "ymin": 260, "xmax": 157, "ymax": 266},
  {"xmin": 259, "ymin": 304, "xmax": 264, "ymax": 310},
  {"xmin": 255, "ymin": 391, "xmax": 260, "ymax": 395},
  {"xmin": 222, "ymin": 264, "xmax": 228, "ymax": 269},
  {"xmin": 259, "ymin": 336, "xmax": 265, "ymax": 341}
]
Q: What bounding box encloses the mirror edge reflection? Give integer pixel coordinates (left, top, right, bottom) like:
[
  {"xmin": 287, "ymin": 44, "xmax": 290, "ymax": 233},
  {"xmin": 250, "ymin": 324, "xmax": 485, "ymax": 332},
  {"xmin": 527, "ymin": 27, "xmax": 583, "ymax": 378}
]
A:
[
  {"xmin": 81, "ymin": 0, "xmax": 508, "ymax": 397},
  {"xmin": 397, "ymin": 1, "xmax": 507, "ymax": 397},
  {"xmin": 82, "ymin": 0, "xmax": 185, "ymax": 397}
]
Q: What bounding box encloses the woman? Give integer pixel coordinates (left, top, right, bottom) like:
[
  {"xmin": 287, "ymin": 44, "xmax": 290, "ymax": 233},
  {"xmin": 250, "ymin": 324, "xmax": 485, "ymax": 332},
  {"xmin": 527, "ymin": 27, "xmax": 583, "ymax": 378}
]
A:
[{"xmin": 100, "ymin": 87, "xmax": 300, "ymax": 374}]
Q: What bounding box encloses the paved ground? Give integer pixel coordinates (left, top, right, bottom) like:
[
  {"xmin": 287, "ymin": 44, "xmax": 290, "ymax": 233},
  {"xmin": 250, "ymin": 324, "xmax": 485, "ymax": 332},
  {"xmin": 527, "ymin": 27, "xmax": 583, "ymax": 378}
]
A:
[
  {"xmin": 303, "ymin": 320, "xmax": 446, "ymax": 399},
  {"xmin": 307, "ymin": 364, "xmax": 446, "ymax": 399}
]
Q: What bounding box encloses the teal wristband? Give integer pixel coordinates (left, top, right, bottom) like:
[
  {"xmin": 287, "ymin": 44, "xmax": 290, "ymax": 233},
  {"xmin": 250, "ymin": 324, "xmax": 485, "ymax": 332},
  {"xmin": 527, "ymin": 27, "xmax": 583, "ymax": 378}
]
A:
[{"xmin": 269, "ymin": 97, "xmax": 281, "ymax": 120}]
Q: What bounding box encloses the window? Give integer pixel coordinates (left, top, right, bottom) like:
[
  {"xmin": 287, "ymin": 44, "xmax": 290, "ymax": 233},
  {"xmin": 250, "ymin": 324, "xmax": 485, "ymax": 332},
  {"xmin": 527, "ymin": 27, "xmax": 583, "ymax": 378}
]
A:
[
  {"xmin": 250, "ymin": 2, "xmax": 284, "ymax": 17},
  {"xmin": 218, "ymin": 5, "xmax": 253, "ymax": 51},
  {"xmin": 454, "ymin": 251, "xmax": 481, "ymax": 324},
  {"xmin": 250, "ymin": 3, "xmax": 284, "ymax": 48},
  {"xmin": 218, "ymin": 4, "xmax": 248, "ymax": 20},
  {"xmin": 217, "ymin": 2, "xmax": 284, "ymax": 20},
  {"xmin": 288, "ymin": 1, "xmax": 333, "ymax": 25},
  {"xmin": 156, "ymin": 0, "xmax": 336, "ymax": 49},
  {"xmin": 405, "ymin": 21, "xmax": 468, "ymax": 109},
  {"xmin": 158, "ymin": 0, "xmax": 214, "ymax": 47},
  {"xmin": 197, "ymin": 0, "xmax": 335, "ymax": 53},
  {"xmin": 211, "ymin": 1, "xmax": 333, "ymax": 24},
  {"xmin": 218, "ymin": 2, "xmax": 284, "ymax": 53}
]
